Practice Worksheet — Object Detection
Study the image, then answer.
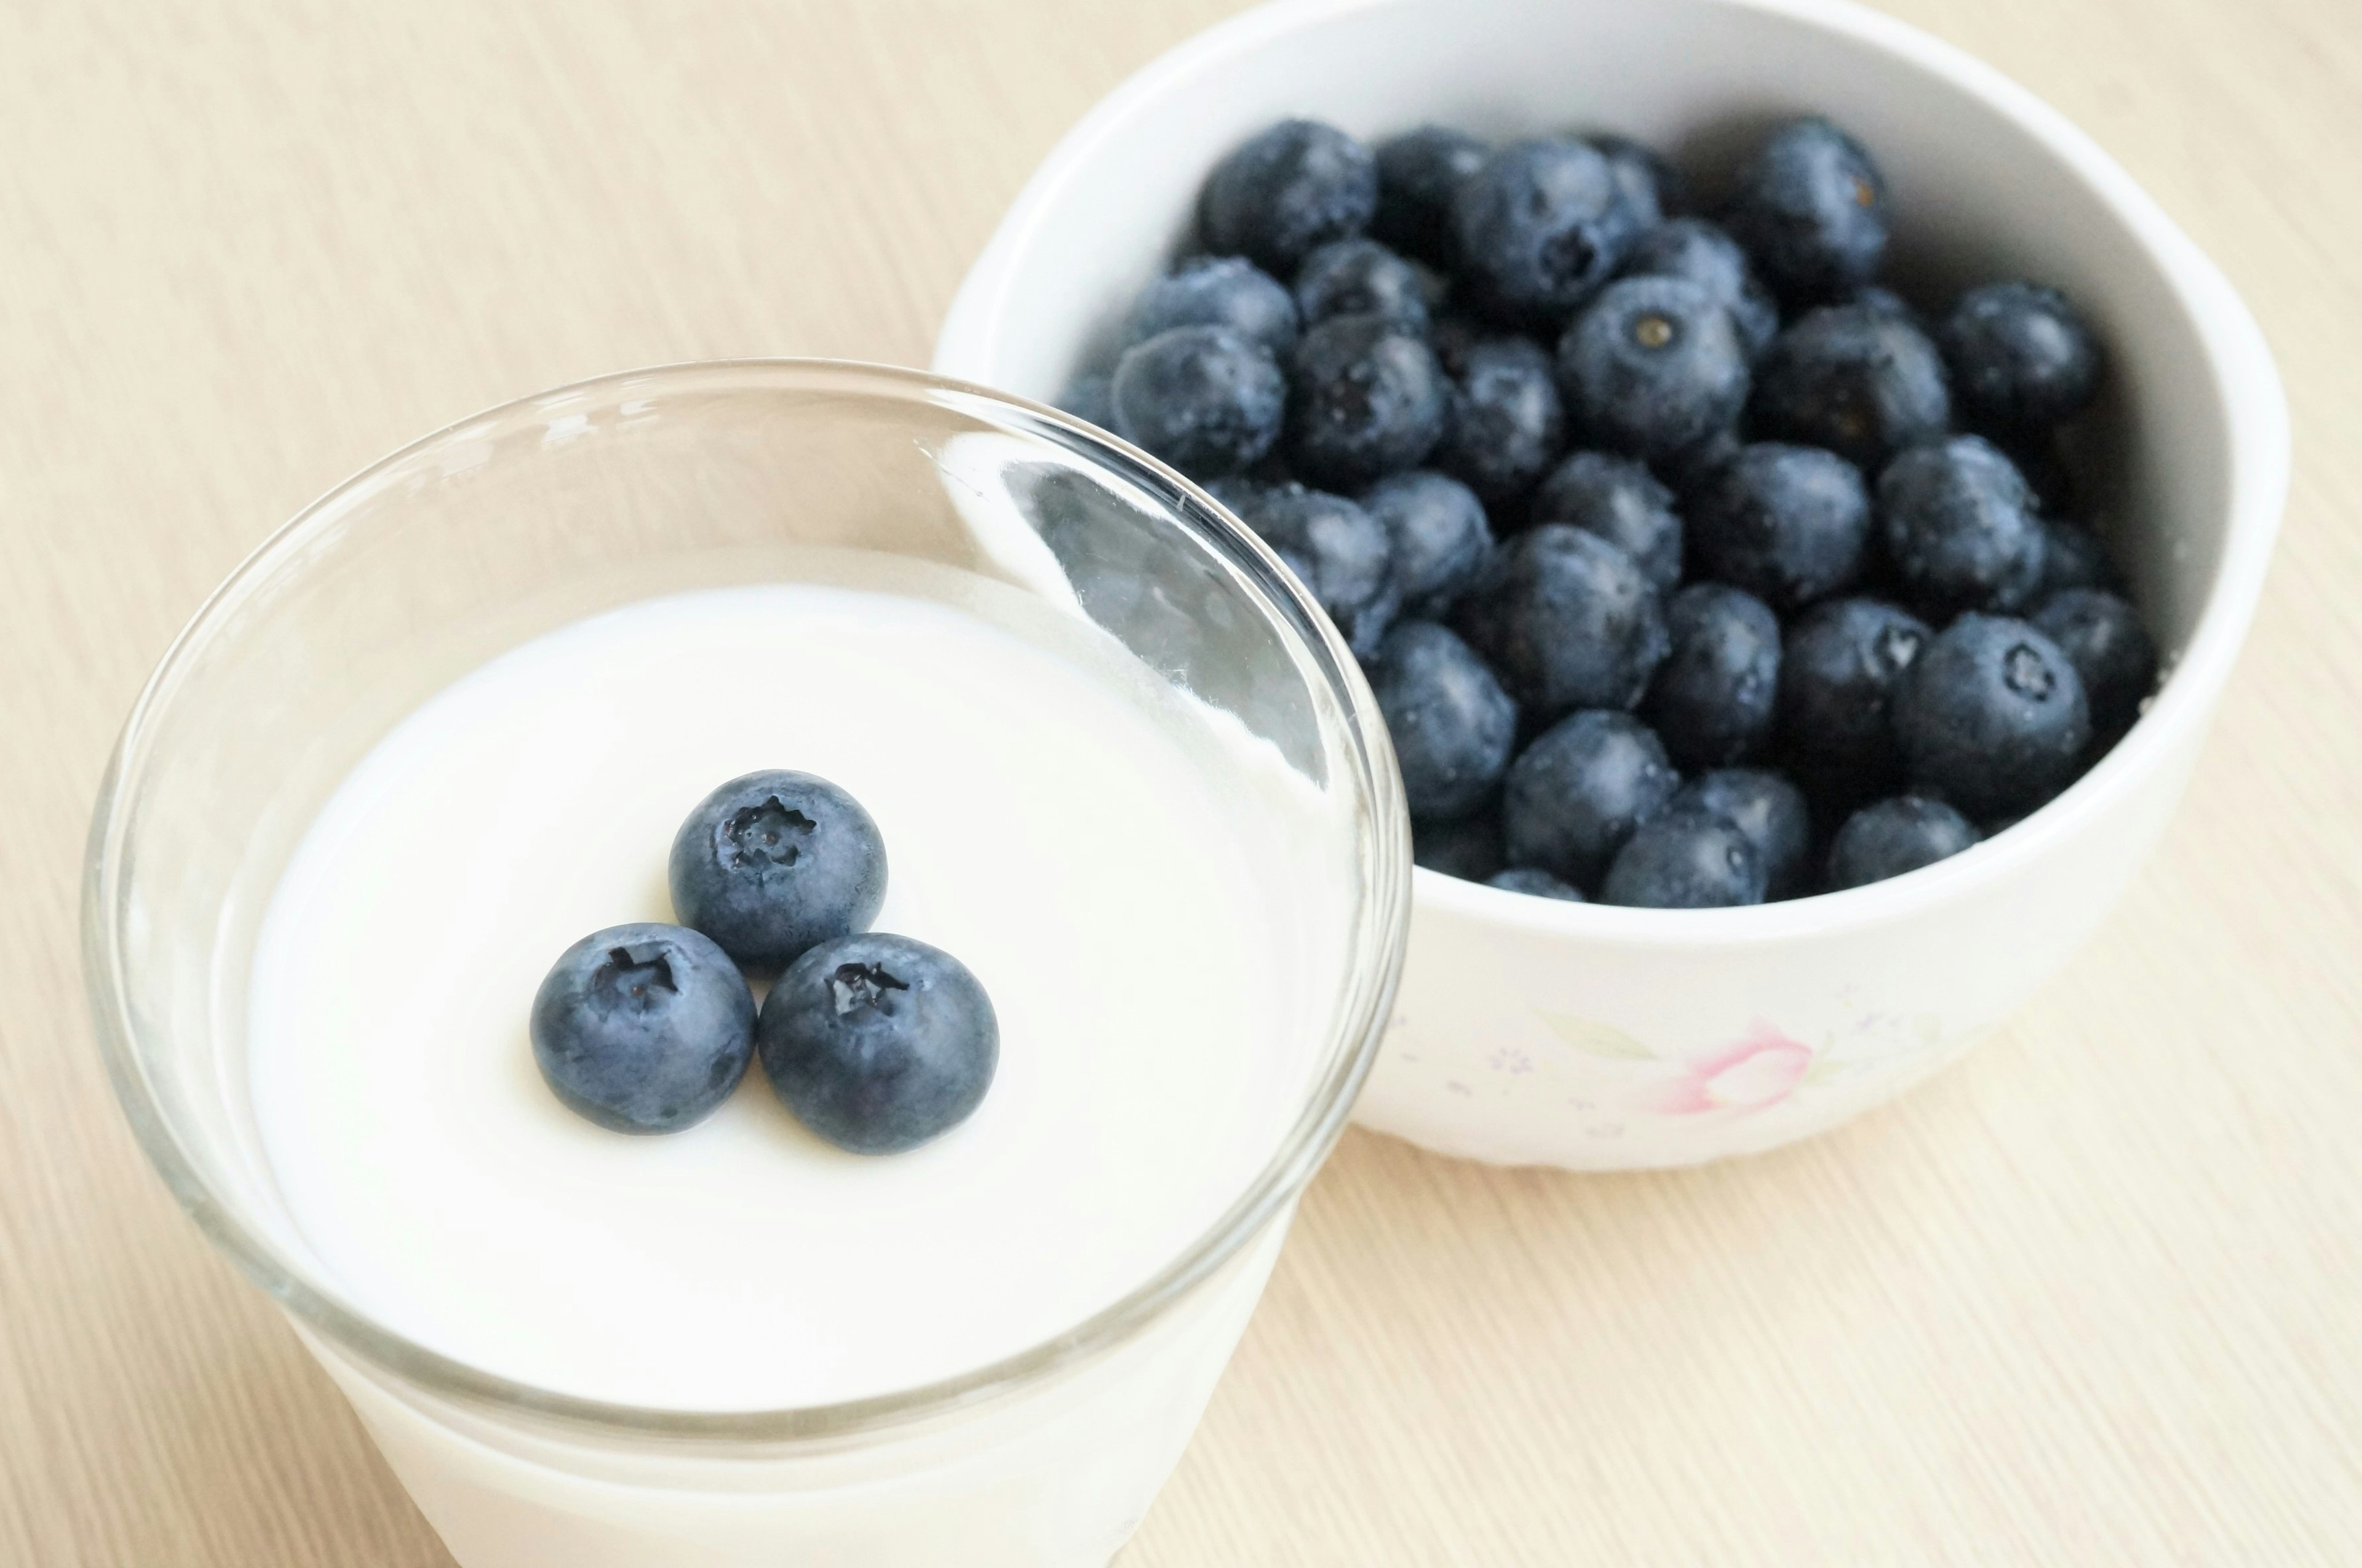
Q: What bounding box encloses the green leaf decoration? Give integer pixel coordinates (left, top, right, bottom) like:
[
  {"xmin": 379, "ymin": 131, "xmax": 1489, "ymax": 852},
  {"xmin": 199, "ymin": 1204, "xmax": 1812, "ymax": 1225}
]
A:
[{"xmin": 1537, "ymin": 1012, "xmax": 1658, "ymax": 1061}]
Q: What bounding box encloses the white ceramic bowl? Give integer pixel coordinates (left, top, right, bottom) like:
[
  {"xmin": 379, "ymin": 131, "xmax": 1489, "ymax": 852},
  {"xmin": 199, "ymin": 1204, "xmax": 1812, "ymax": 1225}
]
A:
[{"xmin": 934, "ymin": 0, "xmax": 2287, "ymax": 1168}]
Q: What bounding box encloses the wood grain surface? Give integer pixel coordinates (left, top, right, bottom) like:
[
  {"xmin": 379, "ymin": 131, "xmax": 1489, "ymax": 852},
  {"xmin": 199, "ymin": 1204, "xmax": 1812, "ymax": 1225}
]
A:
[{"xmin": 4, "ymin": 1, "xmax": 2358, "ymax": 1562}]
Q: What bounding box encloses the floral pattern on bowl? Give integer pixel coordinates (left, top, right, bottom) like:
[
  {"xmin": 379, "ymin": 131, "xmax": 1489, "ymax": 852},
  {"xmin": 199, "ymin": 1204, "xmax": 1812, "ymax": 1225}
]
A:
[{"xmin": 1362, "ymin": 977, "xmax": 1965, "ymax": 1169}]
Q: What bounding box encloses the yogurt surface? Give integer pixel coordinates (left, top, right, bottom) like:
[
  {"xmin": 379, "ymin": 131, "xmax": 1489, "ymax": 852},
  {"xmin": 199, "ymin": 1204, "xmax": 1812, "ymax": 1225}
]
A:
[{"xmin": 248, "ymin": 579, "xmax": 1342, "ymax": 1411}]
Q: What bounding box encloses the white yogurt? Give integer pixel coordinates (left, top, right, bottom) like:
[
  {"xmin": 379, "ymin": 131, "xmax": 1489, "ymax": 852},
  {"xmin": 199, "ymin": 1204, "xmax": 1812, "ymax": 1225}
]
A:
[{"xmin": 249, "ymin": 578, "xmax": 1343, "ymax": 1413}]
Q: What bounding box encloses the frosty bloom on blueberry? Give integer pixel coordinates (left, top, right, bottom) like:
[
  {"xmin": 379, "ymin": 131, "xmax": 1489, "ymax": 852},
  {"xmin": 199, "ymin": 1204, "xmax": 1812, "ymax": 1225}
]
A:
[
  {"xmin": 1589, "ymin": 134, "xmax": 1684, "ymax": 232},
  {"xmin": 1556, "ymin": 274, "xmax": 1751, "ymax": 462},
  {"xmin": 1450, "ymin": 138, "xmax": 1637, "ymax": 327},
  {"xmin": 758, "ymin": 933, "xmax": 1000, "ymax": 1157},
  {"xmin": 1602, "ymin": 804, "xmax": 1768, "ymax": 909},
  {"xmin": 1068, "ymin": 109, "xmax": 2161, "ymax": 902},
  {"xmin": 1827, "ymin": 796, "xmax": 1981, "ymax": 890},
  {"xmin": 1503, "ymin": 710, "xmax": 1680, "ymax": 889},
  {"xmin": 2034, "ymin": 586, "xmax": 2157, "ymax": 741},
  {"xmin": 1677, "ymin": 769, "xmax": 1812, "ymax": 901},
  {"xmin": 1642, "ymin": 583, "xmax": 1782, "ymax": 771},
  {"xmin": 1749, "ymin": 301, "xmax": 1950, "ymax": 470},
  {"xmin": 1125, "ymin": 255, "xmax": 1301, "ymax": 359},
  {"xmin": 1453, "ymin": 524, "xmax": 1669, "ymax": 717},
  {"xmin": 1434, "ymin": 336, "xmax": 1566, "ymax": 507},
  {"xmin": 530, "ymin": 923, "xmax": 756, "ymax": 1136},
  {"xmin": 1776, "ymin": 597, "xmax": 1932, "ymax": 803},
  {"xmin": 1227, "ymin": 480, "xmax": 1401, "ymax": 656},
  {"xmin": 1294, "ymin": 237, "xmax": 1431, "ymax": 335},
  {"xmin": 1688, "ymin": 442, "xmax": 1871, "ymax": 613},
  {"xmin": 1722, "ymin": 116, "xmax": 1890, "ymax": 301},
  {"xmin": 1360, "ymin": 469, "xmax": 1494, "ymax": 617},
  {"xmin": 1367, "ymin": 619, "xmax": 1519, "ymax": 821},
  {"xmin": 1941, "ymin": 281, "xmax": 2104, "ymax": 432},
  {"xmin": 1530, "ymin": 450, "xmax": 1684, "ymax": 591},
  {"xmin": 536, "ymin": 772, "xmax": 999, "ymax": 1151},
  {"xmin": 1110, "ymin": 325, "xmax": 1287, "ymax": 480},
  {"xmin": 669, "ymin": 770, "xmax": 888, "ymax": 970},
  {"xmin": 1286, "ymin": 312, "xmax": 1449, "ymax": 488},
  {"xmin": 1199, "ymin": 117, "xmax": 1378, "ymax": 275},
  {"xmin": 1894, "ymin": 615, "xmax": 2092, "ymax": 818},
  {"xmin": 1879, "ymin": 435, "xmax": 2050, "ymax": 615}
]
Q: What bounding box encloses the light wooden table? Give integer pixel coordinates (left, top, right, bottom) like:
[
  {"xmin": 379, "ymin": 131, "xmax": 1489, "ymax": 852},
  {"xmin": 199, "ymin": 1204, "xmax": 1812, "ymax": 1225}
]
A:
[{"xmin": 4, "ymin": 2, "xmax": 2357, "ymax": 1562}]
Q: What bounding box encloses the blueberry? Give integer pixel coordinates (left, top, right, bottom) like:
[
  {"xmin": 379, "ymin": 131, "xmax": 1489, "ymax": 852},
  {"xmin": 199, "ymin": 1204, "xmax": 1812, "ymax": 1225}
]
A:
[
  {"xmin": 1367, "ymin": 620, "xmax": 1519, "ymax": 819},
  {"xmin": 1295, "ymin": 238, "xmax": 1430, "ymax": 334},
  {"xmin": 1126, "ymin": 256, "xmax": 1300, "ymax": 359},
  {"xmin": 1620, "ymin": 218, "xmax": 1779, "ymax": 359},
  {"xmin": 1502, "ymin": 710, "xmax": 1680, "ymax": 888},
  {"xmin": 670, "ymin": 771, "xmax": 888, "ymax": 969},
  {"xmin": 1286, "ymin": 313, "xmax": 1449, "ymax": 488},
  {"xmin": 2032, "ymin": 587, "xmax": 2157, "ymax": 739},
  {"xmin": 1675, "ymin": 768, "xmax": 1812, "ymax": 900},
  {"xmin": 1527, "ymin": 451, "xmax": 1682, "ymax": 591},
  {"xmin": 1414, "ymin": 803, "xmax": 1505, "ymax": 881},
  {"xmin": 1894, "ymin": 613, "xmax": 2092, "ymax": 817},
  {"xmin": 1601, "ymin": 805, "xmax": 1767, "ymax": 908},
  {"xmin": 1878, "ymin": 435, "xmax": 2048, "ymax": 615},
  {"xmin": 1688, "ymin": 441, "xmax": 1871, "ymax": 612},
  {"xmin": 1433, "ymin": 336, "xmax": 1567, "ymax": 507},
  {"xmin": 1359, "ymin": 469, "xmax": 1493, "ymax": 615},
  {"xmin": 1373, "ymin": 125, "xmax": 1490, "ymax": 265},
  {"xmin": 1590, "ymin": 134, "xmax": 1686, "ymax": 228},
  {"xmin": 1204, "ymin": 472, "xmax": 1284, "ymax": 525},
  {"xmin": 1200, "ymin": 119, "xmax": 1379, "ymax": 276},
  {"xmin": 1776, "ymin": 597, "xmax": 1932, "ymax": 801},
  {"xmin": 1722, "ymin": 116, "xmax": 1890, "ymax": 301},
  {"xmin": 1229, "ymin": 482, "xmax": 1399, "ymax": 656},
  {"xmin": 757, "ymin": 933, "xmax": 998, "ymax": 1155},
  {"xmin": 1453, "ymin": 523, "xmax": 1670, "ymax": 716},
  {"xmin": 1834, "ymin": 287, "xmax": 1919, "ymax": 327},
  {"xmin": 1940, "ymin": 281, "xmax": 2103, "ymax": 432},
  {"xmin": 1450, "ymin": 138, "xmax": 1637, "ymax": 328},
  {"xmin": 1658, "ymin": 422, "xmax": 1745, "ymax": 501},
  {"xmin": 1487, "ymin": 866, "xmax": 1586, "ymax": 901},
  {"xmin": 1557, "ymin": 275, "xmax": 1751, "ymax": 462},
  {"xmin": 530, "ymin": 923, "xmax": 756, "ymax": 1134},
  {"xmin": 1057, "ymin": 371, "xmax": 1113, "ymax": 429},
  {"xmin": 1110, "ymin": 325, "xmax": 1286, "ymax": 480},
  {"xmin": 1749, "ymin": 303, "xmax": 1951, "ymax": 471},
  {"xmin": 2039, "ymin": 519, "xmax": 2119, "ymax": 595},
  {"xmin": 1826, "ymin": 795, "xmax": 1980, "ymax": 890},
  {"xmin": 1642, "ymin": 583, "xmax": 1781, "ymax": 770}
]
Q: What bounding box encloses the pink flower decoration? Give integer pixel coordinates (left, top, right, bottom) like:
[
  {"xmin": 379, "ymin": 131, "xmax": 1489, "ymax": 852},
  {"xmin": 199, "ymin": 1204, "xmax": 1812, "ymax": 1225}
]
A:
[{"xmin": 1634, "ymin": 1021, "xmax": 1812, "ymax": 1115}]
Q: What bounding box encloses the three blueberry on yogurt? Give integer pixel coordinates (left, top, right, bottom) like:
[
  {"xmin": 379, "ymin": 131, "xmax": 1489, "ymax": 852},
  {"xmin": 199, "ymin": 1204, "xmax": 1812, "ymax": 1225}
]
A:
[
  {"xmin": 531, "ymin": 771, "xmax": 997, "ymax": 1147},
  {"xmin": 1062, "ymin": 115, "xmax": 2157, "ymax": 907}
]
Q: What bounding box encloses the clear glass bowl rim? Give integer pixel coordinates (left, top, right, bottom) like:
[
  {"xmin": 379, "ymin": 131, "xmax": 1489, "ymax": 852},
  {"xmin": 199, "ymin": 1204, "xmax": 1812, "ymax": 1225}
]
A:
[{"xmin": 80, "ymin": 357, "xmax": 1413, "ymax": 1446}]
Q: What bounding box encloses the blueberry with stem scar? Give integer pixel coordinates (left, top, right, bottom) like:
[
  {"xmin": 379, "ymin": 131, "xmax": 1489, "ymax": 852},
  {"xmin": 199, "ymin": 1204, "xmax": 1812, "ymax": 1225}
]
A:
[
  {"xmin": 531, "ymin": 923, "xmax": 756, "ymax": 1134},
  {"xmin": 1201, "ymin": 119, "xmax": 1379, "ymax": 276},
  {"xmin": 669, "ymin": 770, "xmax": 888, "ymax": 969},
  {"xmin": 1893, "ymin": 614, "xmax": 2091, "ymax": 818},
  {"xmin": 758, "ymin": 933, "xmax": 999, "ymax": 1155}
]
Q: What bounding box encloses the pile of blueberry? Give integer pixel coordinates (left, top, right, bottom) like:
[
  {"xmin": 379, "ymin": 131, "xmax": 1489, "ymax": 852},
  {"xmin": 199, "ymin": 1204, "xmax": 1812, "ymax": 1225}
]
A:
[
  {"xmin": 530, "ymin": 771, "xmax": 997, "ymax": 1151},
  {"xmin": 1062, "ymin": 115, "xmax": 2157, "ymax": 907}
]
